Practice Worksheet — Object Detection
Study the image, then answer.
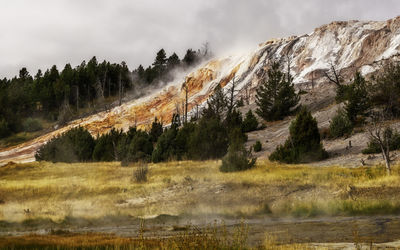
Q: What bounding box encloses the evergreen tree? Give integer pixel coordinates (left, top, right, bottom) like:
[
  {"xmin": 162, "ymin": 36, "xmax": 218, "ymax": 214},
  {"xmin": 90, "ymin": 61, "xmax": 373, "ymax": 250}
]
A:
[
  {"xmin": 344, "ymin": 72, "xmax": 370, "ymax": 124},
  {"xmin": 370, "ymin": 63, "xmax": 400, "ymax": 117},
  {"xmin": 152, "ymin": 126, "xmax": 178, "ymax": 163},
  {"xmin": 329, "ymin": 108, "xmax": 353, "ymax": 138},
  {"xmin": 153, "ymin": 49, "xmax": 167, "ymax": 77},
  {"xmin": 183, "ymin": 49, "xmax": 198, "ymax": 67},
  {"xmin": 225, "ymin": 108, "xmax": 243, "ymax": 131},
  {"xmin": 220, "ymin": 127, "xmax": 256, "ymax": 172},
  {"xmin": 269, "ymin": 107, "xmax": 328, "ymax": 163},
  {"xmin": 167, "ymin": 52, "xmax": 181, "ymax": 70},
  {"xmin": 188, "ymin": 117, "xmax": 229, "ymax": 160},
  {"xmin": 242, "ymin": 110, "xmax": 259, "ymax": 132},
  {"xmin": 149, "ymin": 117, "xmax": 163, "ymax": 143},
  {"xmin": 137, "ymin": 64, "xmax": 145, "ymax": 80},
  {"xmin": 202, "ymin": 84, "xmax": 227, "ymax": 120},
  {"xmin": 255, "ymin": 61, "xmax": 299, "ymax": 121}
]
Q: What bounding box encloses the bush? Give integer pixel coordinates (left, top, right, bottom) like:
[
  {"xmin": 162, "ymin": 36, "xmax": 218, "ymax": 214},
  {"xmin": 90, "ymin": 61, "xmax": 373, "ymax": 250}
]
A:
[
  {"xmin": 35, "ymin": 126, "xmax": 95, "ymax": 162},
  {"xmin": 329, "ymin": 108, "xmax": 353, "ymax": 138},
  {"xmin": 22, "ymin": 118, "xmax": 43, "ymax": 132},
  {"xmin": 362, "ymin": 128, "xmax": 400, "ymax": 154},
  {"xmin": 133, "ymin": 162, "xmax": 148, "ymax": 183},
  {"xmin": 242, "ymin": 110, "xmax": 259, "ymax": 133},
  {"xmin": 269, "ymin": 108, "xmax": 328, "ymax": 163},
  {"xmin": 188, "ymin": 117, "xmax": 229, "ymax": 160},
  {"xmin": 220, "ymin": 129, "xmax": 256, "ymax": 172},
  {"xmin": 92, "ymin": 129, "xmax": 123, "ymax": 161},
  {"xmin": 253, "ymin": 140, "xmax": 262, "ymax": 152},
  {"xmin": 152, "ymin": 127, "xmax": 178, "ymax": 163},
  {"xmin": 126, "ymin": 131, "xmax": 153, "ymax": 162}
]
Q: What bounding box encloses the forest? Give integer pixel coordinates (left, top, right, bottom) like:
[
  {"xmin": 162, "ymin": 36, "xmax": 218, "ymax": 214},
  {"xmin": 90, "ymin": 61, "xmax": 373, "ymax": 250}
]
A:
[{"xmin": 0, "ymin": 47, "xmax": 209, "ymax": 140}]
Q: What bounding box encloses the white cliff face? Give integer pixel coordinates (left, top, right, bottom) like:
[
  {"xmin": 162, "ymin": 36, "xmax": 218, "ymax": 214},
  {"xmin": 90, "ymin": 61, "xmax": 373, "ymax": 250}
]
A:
[
  {"xmin": 211, "ymin": 17, "xmax": 399, "ymax": 94},
  {"xmin": 1, "ymin": 16, "xmax": 400, "ymax": 164}
]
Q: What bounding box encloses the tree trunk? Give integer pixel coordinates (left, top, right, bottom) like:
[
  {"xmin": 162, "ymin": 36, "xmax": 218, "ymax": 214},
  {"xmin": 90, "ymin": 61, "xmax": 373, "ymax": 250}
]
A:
[
  {"xmin": 185, "ymin": 85, "xmax": 188, "ymax": 124},
  {"xmin": 380, "ymin": 143, "xmax": 391, "ymax": 175}
]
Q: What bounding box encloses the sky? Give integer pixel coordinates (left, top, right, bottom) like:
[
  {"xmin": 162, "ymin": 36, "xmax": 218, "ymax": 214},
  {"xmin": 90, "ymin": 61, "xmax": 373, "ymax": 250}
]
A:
[{"xmin": 0, "ymin": 0, "xmax": 399, "ymax": 78}]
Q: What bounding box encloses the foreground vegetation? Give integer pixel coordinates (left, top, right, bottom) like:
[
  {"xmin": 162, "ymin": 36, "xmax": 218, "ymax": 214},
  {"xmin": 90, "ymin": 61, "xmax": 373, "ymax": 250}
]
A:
[
  {"xmin": 2, "ymin": 160, "xmax": 400, "ymax": 248},
  {"xmin": 1, "ymin": 160, "xmax": 400, "ymax": 223}
]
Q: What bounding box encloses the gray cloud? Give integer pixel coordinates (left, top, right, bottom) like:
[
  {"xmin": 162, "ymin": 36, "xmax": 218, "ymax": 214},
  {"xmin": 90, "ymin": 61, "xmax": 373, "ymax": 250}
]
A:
[{"xmin": 0, "ymin": 0, "xmax": 399, "ymax": 78}]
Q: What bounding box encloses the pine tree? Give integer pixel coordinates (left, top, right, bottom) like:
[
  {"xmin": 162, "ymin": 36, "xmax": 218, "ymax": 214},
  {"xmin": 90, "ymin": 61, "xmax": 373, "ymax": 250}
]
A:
[
  {"xmin": 202, "ymin": 84, "xmax": 227, "ymax": 120},
  {"xmin": 242, "ymin": 110, "xmax": 259, "ymax": 132},
  {"xmin": 152, "ymin": 49, "xmax": 167, "ymax": 78},
  {"xmin": 255, "ymin": 61, "xmax": 299, "ymax": 121},
  {"xmin": 344, "ymin": 72, "xmax": 370, "ymax": 123},
  {"xmin": 167, "ymin": 52, "xmax": 180, "ymax": 70},
  {"xmin": 183, "ymin": 49, "xmax": 198, "ymax": 67},
  {"xmin": 269, "ymin": 107, "xmax": 328, "ymax": 163},
  {"xmin": 220, "ymin": 127, "xmax": 256, "ymax": 172}
]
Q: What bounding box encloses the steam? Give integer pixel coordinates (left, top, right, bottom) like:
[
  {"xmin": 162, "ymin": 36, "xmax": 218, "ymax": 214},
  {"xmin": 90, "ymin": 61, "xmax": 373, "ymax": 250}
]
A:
[{"xmin": 1, "ymin": 1, "xmax": 399, "ymax": 78}]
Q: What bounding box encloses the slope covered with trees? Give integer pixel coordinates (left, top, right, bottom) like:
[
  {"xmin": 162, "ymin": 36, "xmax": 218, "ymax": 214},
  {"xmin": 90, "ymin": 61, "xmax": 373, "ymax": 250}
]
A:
[{"xmin": 0, "ymin": 47, "xmax": 209, "ymax": 141}]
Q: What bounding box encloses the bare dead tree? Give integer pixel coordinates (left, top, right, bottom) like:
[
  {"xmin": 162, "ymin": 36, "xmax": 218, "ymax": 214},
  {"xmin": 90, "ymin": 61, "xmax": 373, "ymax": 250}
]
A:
[
  {"xmin": 182, "ymin": 83, "xmax": 189, "ymax": 124},
  {"xmin": 175, "ymin": 101, "xmax": 181, "ymax": 116},
  {"xmin": 243, "ymin": 84, "xmax": 251, "ymax": 105},
  {"xmin": 228, "ymin": 76, "xmax": 236, "ymax": 113},
  {"xmin": 324, "ymin": 63, "xmax": 342, "ymax": 87},
  {"xmin": 227, "ymin": 75, "xmax": 240, "ymax": 114},
  {"xmin": 74, "ymin": 85, "xmax": 79, "ymax": 112},
  {"xmin": 181, "ymin": 100, "xmax": 186, "ymax": 124},
  {"xmin": 118, "ymin": 72, "xmax": 122, "ymax": 106},
  {"xmin": 366, "ymin": 113, "xmax": 392, "ymax": 175},
  {"xmin": 101, "ymin": 67, "xmax": 108, "ymax": 99},
  {"xmin": 286, "ymin": 53, "xmax": 292, "ymax": 83},
  {"xmin": 311, "ymin": 70, "xmax": 315, "ymax": 90}
]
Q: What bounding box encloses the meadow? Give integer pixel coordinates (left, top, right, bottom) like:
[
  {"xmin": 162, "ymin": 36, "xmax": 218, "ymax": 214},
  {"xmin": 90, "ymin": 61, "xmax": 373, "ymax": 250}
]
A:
[{"xmin": 1, "ymin": 160, "xmax": 400, "ymax": 248}]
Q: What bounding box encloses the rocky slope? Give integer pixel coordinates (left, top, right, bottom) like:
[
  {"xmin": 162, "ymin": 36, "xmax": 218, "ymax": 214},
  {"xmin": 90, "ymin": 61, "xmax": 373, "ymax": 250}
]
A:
[{"xmin": 1, "ymin": 16, "xmax": 400, "ymax": 165}]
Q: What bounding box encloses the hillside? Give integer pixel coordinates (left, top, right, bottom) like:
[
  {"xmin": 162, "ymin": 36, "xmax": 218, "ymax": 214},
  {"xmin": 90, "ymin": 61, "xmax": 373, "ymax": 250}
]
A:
[{"xmin": 1, "ymin": 16, "xmax": 400, "ymax": 165}]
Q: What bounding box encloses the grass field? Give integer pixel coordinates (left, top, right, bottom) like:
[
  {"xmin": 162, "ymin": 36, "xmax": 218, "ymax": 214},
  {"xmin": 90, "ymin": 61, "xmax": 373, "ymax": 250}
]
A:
[
  {"xmin": 1, "ymin": 160, "xmax": 400, "ymax": 248},
  {"xmin": 1, "ymin": 160, "xmax": 400, "ymax": 222}
]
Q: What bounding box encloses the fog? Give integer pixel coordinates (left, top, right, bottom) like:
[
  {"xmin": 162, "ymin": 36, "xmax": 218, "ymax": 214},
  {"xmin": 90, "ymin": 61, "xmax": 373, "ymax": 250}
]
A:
[{"xmin": 0, "ymin": 0, "xmax": 399, "ymax": 78}]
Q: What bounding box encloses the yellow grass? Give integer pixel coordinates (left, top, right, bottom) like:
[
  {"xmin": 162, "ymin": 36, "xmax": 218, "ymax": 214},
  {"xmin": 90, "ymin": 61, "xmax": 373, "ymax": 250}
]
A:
[{"xmin": 1, "ymin": 160, "xmax": 400, "ymax": 223}]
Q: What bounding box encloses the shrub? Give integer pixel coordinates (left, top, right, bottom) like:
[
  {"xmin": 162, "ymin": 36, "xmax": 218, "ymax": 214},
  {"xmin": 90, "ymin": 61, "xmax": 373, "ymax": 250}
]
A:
[
  {"xmin": 329, "ymin": 108, "xmax": 353, "ymax": 138},
  {"xmin": 152, "ymin": 127, "xmax": 178, "ymax": 163},
  {"xmin": 269, "ymin": 107, "xmax": 328, "ymax": 163},
  {"xmin": 133, "ymin": 162, "xmax": 148, "ymax": 183},
  {"xmin": 253, "ymin": 140, "xmax": 262, "ymax": 152},
  {"xmin": 22, "ymin": 118, "xmax": 43, "ymax": 132},
  {"xmin": 188, "ymin": 117, "xmax": 229, "ymax": 160},
  {"xmin": 92, "ymin": 129, "xmax": 123, "ymax": 161},
  {"xmin": 126, "ymin": 130, "xmax": 153, "ymax": 162},
  {"xmin": 362, "ymin": 128, "xmax": 400, "ymax": 154},
  {"xmin": 242, "ymin": 110, "xmax": 259, "ymax": 133},
  {"xmin": 220, "ymin": 128, "xmax": 256, "ymax": 172},
  {"xmin": 35, "ymin": 126, "xmax": 95, "ymax": 162}
]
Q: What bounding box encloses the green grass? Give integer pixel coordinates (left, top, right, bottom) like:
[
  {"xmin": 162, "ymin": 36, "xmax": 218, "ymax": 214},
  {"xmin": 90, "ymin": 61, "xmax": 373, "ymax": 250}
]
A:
[{"xmin": 274, "ymin": 199, "xmax": 400, "ymax": 217}]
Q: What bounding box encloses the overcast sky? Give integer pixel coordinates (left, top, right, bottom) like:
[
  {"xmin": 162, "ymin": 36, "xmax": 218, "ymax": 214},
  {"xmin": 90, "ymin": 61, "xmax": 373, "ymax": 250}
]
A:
[{"xmin": 0, "ymin": 0, "xmax": 399, "ymax": 78}]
